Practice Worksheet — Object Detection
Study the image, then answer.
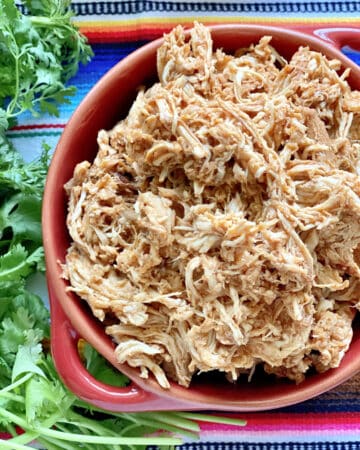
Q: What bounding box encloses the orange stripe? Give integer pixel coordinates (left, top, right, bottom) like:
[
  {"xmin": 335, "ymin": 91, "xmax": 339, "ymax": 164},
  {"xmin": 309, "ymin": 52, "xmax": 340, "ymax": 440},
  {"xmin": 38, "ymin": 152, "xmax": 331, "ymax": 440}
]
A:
[
  {"xmin": 75, "ymin": 16, "xmax": 360, "ymax": 27},
  {"xmin": 79, "ymin": 21, "xmax": 360, "ymax": 44}
]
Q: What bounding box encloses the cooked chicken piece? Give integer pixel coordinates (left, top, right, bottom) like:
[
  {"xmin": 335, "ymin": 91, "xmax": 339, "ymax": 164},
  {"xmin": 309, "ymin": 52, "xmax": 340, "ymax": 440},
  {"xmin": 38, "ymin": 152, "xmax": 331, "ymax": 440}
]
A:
[{"xmin": 64, "ymin": 22, "xmax": 360, "ymax": 389}]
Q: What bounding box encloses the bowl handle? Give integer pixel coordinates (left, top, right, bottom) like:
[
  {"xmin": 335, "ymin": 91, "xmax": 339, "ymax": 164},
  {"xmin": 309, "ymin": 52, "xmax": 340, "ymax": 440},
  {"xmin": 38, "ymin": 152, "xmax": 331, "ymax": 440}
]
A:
[
  {"xmin": 50, "ymin": 290, "xmax": 191, "ymax": 412},
  {"xmin": 307, "ymin": 26, "xmax": 360, "ymax": 51}
]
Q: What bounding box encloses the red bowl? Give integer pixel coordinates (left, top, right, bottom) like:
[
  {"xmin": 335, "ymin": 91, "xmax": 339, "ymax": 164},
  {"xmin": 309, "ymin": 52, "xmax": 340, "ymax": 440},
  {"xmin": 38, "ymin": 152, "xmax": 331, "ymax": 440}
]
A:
[{"xmin": 43, "ymin": 24, "xmax": 360, "ymax": 412}]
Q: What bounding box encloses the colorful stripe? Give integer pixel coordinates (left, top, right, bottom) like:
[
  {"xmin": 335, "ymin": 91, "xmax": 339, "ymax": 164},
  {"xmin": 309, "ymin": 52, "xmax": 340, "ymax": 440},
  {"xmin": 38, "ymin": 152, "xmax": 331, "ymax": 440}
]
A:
[
  {"xmin": 11, "ymin": 124, "xmax": 66, "ymax": 130},
  {"xmin": 76, "ymin": 18, "xmax": 360, "ymax": 44},
  {"xmin": 202, "ymin": 412, "xmax": 360, "ymax": 429},
  {"xmin": 65, "ymin": 0, "xmax": 360, "ymax": 43},
  {"xmin": 178, "ymin": 444, "xmax": 360, "ymax": 450},
  {"xmin": 69, "ymin": 2, "xmax": 360, "ymax": 16},
  {"xmin": 8, "ymin": 131, "xmax": 62, "ymax": 138},
  {"xmin": 195, "ymin": 412, "xmax": 360, "ymax": 442}
]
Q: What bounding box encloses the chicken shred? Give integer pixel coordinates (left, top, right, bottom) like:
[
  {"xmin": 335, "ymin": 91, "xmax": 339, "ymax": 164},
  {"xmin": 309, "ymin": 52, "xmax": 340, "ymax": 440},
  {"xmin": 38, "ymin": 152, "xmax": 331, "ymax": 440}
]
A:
[{"xmin": 64, "ymin": 23, "xmax": 360, "ymax": 389}]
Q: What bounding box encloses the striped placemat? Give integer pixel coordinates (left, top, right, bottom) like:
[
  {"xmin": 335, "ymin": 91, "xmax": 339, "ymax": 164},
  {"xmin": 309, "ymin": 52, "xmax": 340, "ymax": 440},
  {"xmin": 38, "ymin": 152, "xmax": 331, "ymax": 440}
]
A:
[
  {"xmin": 71, "ymin": 1, "xmax": 360, "ymax": 42},
  {"xmin": 11, "ymin": 1, "xmax": 360, "ymax": 448}
]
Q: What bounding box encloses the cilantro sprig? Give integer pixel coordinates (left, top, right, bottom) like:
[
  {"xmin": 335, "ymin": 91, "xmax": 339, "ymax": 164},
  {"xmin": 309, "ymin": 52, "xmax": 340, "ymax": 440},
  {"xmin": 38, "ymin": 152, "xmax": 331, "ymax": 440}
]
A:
[{"xmin": 0, "ymin": 0, "xmax": 93, "ymax": 126}]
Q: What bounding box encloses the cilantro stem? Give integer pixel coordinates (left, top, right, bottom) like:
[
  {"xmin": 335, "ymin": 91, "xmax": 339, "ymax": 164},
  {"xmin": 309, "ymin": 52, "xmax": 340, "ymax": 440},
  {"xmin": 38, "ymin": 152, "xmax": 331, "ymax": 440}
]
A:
[
  {"xmin": 30, "ymin": 15, "xmax": 71, "ymax": 29},
  {"xmin": 64, "ymin": 411, "xmax": 117, "ymax": 432},
  {"xmin": 0, "ymin": 373, "xmax": 32, "ymax": 394},
  {"xmin": 177, "ymin": 412, "xmax": 247, "ymax": 426},
  {"xmin": 120, "ymin": 413, "xmax": 199, "ymax": 440},
  {"xmin": 139, "ymin": 411, "xmax": 201, "ymax": 431},
  {"xmin": 39, "ymin": 434, "xmax": 80, "ymax": 450},
  {"xmin": 10, "ymin": 431, "xmax": 42, "ymax": 446},
  {"xmin": 9, "ymin": 397, "xmax": 76, "ymax": 445},
  {"xmin": 0, "ymin": 391, "xmax": 25, "ymax": 403},
  {"xmin": 5, "ymin": 423, "xmax": 17, "ymax": 437},
  {"xmin": 75, "ymin": 402, "xmax": 231, "ymax": 440},
  {"xmin": 37, "ymin": 439, "xmax": 64, "ymax": 450},
  {"xmin": 34, "ymin": 426, "xmax": 183, "ymax": 446},
  {"xmin": 0, "ymin": 406, "xmax": 182, "ymax": 446},
  {"xmin": 6, "ymin": 88, "xmax": 74, "ymax": 120},
  {"xmin": 0, "ymin": 440, "xmax": 32, "ymax": 450},
  {"xmin": 59, "ymin": 411, "xmax": 123, "ymax": 443},
  {"xmin": 9, "ymin": 431, "xmax": 37, "ymax": 446},
  {"xmin": 113, "ymin": 421, "xmax": 140, "ymax": 437},
  {"xmin": 6, "ymin": 45, "xmax": 20, "ymax": 118},
  {"xmin": 51, "ymin": 425, "xmax": 97, "ymax": 450},
  {"xmin": 74, "ymin": 404, "xmax": 200, "ymax": 440},
  {"xmin": 0, "ymin": 406, "xmax": 30, "ymax": 430}
]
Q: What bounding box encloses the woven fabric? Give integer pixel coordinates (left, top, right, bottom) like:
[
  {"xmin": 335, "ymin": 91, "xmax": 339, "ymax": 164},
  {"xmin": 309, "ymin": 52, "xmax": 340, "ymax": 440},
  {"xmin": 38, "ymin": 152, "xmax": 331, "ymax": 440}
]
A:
[{"xmin": 10, "ymin": 2, "xmax": 360, "ymax": 448}]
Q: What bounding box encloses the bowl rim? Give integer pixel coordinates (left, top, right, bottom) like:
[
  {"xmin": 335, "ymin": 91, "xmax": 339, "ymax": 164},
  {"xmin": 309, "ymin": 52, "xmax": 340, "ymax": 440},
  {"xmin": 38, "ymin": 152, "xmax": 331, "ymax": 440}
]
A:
[{"xmin": 43, "ymin": 23, "xmax": 360, "ymax": 411}]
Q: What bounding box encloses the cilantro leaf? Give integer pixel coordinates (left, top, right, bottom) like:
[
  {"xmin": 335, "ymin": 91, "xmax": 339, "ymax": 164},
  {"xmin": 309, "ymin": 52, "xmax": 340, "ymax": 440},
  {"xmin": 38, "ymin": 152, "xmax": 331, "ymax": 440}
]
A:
[
  {"xmin": 0, "ymin": 284, "xmax": 49, "ymax": 387},
  {"xmin": 0, "ymin": 144, "xmax": 49, "ymax": 277},
  {"xmin": 0, "ymin": 244, "xmax": 43, "ymax": 281},
  {"xmin": 0, "ymin": 194, "xmax": 42, "ymax": 244},
  {"xmin": 25, "ymin": 375, "xmax": 70, "ymax": 424},
  {"xmin": 12, "ymin": 339, "xmax": 45, "ymax": 382},
  {"xmin": 0, "ymin": 109, "xmax": 8, "ymax": 133},
  {"xmin": 23, "ymin": 0, "xmax": 71, "ymax": 20},
  {"xmin": 83, "ymin": 342, "xmax": 130, "ymax": 388},
  {"xmin": 12, "ymin": 288, "xmax": 50, "ymax": 333},
  {"xmin": 0, "ymin": 143, "xmax": 49, "ymax": 198},
  {"xmin": 0, "ymin": 0, "xmax": 18, "ymax": 21},
  {"xmin": 0, "ymin": 279, "xmax": 26, "ymax": 317}
]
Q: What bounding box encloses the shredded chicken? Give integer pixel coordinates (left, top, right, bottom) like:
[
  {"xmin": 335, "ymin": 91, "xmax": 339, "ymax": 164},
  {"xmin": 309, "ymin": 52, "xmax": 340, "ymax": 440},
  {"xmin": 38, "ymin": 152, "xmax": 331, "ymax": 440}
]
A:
[{"xmin": 63, "ymin": 23, "xmax": 360, "ymax": 389}]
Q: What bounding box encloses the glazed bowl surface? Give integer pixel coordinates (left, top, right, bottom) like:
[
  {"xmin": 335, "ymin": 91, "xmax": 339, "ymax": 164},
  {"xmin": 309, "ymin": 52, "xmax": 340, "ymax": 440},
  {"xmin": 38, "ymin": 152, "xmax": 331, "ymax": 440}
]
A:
[{"xmin": 43, "ymin": 24, "xmax": 360, "ymax": 412}]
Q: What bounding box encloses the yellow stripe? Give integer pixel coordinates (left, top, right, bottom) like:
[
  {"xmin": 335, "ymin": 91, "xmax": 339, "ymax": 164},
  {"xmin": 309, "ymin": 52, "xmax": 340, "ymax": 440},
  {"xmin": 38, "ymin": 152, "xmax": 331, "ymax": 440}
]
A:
[{"xmin": 75, "ymin": 16, "xmax": 360, "ymax": 28}]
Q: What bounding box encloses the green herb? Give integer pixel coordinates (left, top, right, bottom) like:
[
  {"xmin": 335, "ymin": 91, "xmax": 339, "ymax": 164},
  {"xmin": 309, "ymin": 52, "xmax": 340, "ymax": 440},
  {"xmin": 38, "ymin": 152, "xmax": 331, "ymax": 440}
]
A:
[
  {"xmin": 0, "ymin": 142, "xmax": 49, "ymax": 285},
  {"xmin": 82, "ymin": 341, "xmax": 130, "ymax": 388},
  {"xmin": 0, "ymin": 0, "xmax": 93, "ymax": 280},
  {"xmin": 0, "ymin": 0, "xmax": 93, "ymax": 126}
]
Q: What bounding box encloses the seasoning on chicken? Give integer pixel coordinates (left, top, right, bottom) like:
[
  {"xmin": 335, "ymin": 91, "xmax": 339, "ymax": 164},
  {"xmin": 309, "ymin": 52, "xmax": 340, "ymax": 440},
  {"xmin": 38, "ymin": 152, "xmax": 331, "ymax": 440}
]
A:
[{"xmin": 63, "ymin": 22, "xmax": 360, "ymax": 389}]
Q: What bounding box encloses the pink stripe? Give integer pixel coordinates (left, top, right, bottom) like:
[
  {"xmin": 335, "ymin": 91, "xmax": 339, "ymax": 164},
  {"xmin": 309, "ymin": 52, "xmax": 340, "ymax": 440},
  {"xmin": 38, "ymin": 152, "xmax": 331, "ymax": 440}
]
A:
[
  {"xmin": 11, "ymin": 123, "xmax": 66, "ymax": 130},
  {"xmin": 200, "ymin": 412, "xmax": 360, "ymax": 432},
  {"xmin": 239, "ymin": 424, "xmax": 360, "ymax": 431}
]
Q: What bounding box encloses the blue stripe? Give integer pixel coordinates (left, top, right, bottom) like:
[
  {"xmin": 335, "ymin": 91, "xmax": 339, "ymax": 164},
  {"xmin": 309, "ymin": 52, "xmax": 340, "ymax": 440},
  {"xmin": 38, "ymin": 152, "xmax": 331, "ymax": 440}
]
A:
[
  {"xmin": 343, "ymin": 48, "xmax": 360, "ymax": 66},
  {"xmin": 269, "ymin": 396, "xmax": 360, "ymax": 413}
]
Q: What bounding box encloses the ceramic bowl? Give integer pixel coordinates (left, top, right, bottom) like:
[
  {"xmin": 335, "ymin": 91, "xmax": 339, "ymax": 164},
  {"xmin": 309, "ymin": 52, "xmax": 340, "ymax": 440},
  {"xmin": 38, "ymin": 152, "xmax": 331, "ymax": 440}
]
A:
[{"xmin": 43, "ymin": 24, "xmax": 360, "ymax": 412}]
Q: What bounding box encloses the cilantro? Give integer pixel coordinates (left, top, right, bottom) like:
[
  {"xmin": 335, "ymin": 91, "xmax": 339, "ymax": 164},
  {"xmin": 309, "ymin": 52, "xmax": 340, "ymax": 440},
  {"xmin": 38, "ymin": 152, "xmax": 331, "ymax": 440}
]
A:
[
  {"xmin": 0, "ymin": 142, "xmax": 50, "ymax": 197},
  {"xmin": 82, "ymin": 342, "xmax": 130, "ymax": 388},
  {"xmin": 12, "ymin": 338, "xmax": 45, "ymax": 383},
  {"xmin": 0, "ymin": 283, "xmax": 48, "ymax": 385},
  {"xmin": 0, "ymin": 0, "xmax": 93, "ymax": 122},
  {"xmin": 0, "ymin": 150, "xmax": 49, "ymax": 278}
]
